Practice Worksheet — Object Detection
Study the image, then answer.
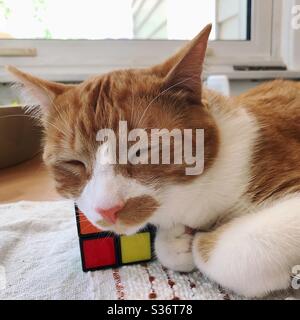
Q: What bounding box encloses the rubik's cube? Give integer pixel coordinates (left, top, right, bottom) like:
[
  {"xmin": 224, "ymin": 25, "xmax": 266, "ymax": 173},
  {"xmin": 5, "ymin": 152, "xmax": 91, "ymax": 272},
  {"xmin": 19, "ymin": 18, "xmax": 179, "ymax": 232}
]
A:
[{"xmin": 75, "ymin": 205, "xmax": 156, "ymax": 272}]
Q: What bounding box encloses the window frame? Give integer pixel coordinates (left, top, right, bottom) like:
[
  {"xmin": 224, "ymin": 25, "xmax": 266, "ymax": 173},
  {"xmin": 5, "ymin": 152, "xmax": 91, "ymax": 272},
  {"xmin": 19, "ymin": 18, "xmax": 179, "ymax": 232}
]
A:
[{"xmin": 0, "ymin": 0, "xmax": 293, "ymax": 82}]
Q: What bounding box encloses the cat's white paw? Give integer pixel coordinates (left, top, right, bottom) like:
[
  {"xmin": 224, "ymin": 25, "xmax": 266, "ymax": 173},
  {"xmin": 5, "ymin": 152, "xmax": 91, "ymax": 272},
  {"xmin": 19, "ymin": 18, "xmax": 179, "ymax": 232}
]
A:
[{"xmin": 155, "ymin": 225, "xmax": 196, "ymax": 272}]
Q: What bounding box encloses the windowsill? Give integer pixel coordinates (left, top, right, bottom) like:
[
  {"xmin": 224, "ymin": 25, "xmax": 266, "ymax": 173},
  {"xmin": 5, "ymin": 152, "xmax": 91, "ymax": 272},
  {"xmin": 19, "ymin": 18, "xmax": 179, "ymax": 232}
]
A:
[
  {"xmin": 207, "ymin": 65, "xmax": 300, "ymax": 80},
  {"xmin": 1, "ymin": 65, "xmax": 300, "ymax": 83}
]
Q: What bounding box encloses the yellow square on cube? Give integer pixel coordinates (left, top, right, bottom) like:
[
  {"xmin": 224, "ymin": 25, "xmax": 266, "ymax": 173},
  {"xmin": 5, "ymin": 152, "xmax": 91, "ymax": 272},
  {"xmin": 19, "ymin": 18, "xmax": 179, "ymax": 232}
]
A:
[{"xmin": 120, "ymin": 232, "xmax": 151, "ymax": 264}]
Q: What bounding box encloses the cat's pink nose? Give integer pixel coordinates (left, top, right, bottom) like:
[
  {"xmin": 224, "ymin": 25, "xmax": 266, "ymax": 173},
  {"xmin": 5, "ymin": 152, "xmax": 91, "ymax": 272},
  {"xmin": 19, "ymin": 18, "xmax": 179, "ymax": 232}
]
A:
[{"xmin": 95, "ymin": 203, "xmax": 124, "ymax": 224}]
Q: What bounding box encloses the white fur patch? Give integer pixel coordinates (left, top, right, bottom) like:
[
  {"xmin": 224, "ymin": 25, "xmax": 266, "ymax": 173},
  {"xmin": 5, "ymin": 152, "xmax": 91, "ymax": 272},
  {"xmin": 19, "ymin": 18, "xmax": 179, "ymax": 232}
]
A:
[
  {"xmin": 155, "ymin": 225, "xmax": 195, "ymax": 272},
  {"xmin": 76, "ymin": 142, "xmax": 155, "ymax": 232},
  {"xmin": 150, "ymin": 106, "xmax": 259, "ymax": 229}
]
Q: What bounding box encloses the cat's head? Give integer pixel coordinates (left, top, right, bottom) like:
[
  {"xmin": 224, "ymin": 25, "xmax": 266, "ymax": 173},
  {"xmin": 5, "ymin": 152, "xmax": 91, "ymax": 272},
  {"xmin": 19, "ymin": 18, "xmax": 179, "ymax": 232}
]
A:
[{"xmin": 7, "ymin": 24, "xmax": 219, "ymax": 235}]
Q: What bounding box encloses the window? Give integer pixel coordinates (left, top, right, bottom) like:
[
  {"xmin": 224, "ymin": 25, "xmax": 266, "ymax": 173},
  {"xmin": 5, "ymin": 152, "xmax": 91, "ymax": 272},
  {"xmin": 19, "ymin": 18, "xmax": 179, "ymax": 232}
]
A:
[
  {"xmin": 0, "ymin": 0, "xmax": 295, "ymax": 81},
  {"xmin": 0, "ymin": 0, "xmax": 250, "ymax": 40}
]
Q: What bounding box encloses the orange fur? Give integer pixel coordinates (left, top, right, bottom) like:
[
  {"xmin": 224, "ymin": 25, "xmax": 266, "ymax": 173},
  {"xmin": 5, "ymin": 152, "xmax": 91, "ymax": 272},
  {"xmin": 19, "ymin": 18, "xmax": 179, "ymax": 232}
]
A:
[{"xmin": 236, "ymin": 80, "xmax": 300, "ymax": 203}]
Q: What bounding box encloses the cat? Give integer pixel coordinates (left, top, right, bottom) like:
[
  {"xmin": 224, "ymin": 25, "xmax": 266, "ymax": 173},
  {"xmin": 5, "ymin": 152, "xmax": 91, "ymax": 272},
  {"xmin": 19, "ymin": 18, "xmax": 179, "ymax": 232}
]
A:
[{"xmin": 7, "ymin": 24, "xmax": 300, "ymax": 298}]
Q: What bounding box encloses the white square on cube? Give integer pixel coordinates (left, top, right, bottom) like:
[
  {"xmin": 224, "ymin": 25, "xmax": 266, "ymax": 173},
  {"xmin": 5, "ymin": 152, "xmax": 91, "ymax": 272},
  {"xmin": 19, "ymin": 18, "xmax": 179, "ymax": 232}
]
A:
[{"xmin": 0, "ymin": 265, "xmax": 6, "ymax": 290}]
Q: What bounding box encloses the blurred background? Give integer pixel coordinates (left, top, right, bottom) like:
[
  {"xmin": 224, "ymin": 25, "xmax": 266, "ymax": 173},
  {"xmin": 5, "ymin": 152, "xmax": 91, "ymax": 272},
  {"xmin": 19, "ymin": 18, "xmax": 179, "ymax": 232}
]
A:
[{"xmin": 0, "ymin": 0, "xmax": 249, "ymax": 40}]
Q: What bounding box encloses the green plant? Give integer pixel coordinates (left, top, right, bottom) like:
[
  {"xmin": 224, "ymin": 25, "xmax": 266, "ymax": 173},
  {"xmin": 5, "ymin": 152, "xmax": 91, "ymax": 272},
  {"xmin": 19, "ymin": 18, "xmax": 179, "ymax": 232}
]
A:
[{"xmin": 0, "ymin": 0, "xmax": 11, "ymax": 20}]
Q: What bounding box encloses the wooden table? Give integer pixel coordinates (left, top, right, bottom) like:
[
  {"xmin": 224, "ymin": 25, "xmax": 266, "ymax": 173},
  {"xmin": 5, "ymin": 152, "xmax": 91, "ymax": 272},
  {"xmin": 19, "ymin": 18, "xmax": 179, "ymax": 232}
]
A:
[{"xmin": 0, "ymin": 154, "xmax": 61, "ymax": 204}]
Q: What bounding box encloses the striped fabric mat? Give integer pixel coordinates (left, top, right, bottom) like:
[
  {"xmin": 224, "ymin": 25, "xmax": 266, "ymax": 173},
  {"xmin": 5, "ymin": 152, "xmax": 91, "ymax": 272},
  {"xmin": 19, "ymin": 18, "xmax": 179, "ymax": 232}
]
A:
[
  {"xmin": 90, "ymin": 261, "xmax": 243, "ymax": 300},
  {"xmin": 0, "ymin": 201, "xmax": 298, "ymax": 300}
]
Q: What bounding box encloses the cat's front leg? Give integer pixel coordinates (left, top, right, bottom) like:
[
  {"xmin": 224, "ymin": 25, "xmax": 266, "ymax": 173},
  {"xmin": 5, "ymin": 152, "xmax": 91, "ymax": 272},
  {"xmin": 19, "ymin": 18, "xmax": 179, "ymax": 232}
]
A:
[
  {"xmin": 192, "ymin": 195, "xmax": 300, "ymax": 297},
  {"xmin": 155, "ymin": 224, "xmax": 196, "ymax": 272}
]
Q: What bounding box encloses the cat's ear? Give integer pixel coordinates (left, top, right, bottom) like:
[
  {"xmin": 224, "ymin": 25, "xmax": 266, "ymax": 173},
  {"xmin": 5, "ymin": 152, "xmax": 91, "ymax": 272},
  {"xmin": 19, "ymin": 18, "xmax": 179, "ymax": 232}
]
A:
[
  {"xmin": 153, "ymin": 24, "xmax": 211, "ymax": 97},
  {"xmin": 6, "ymin": 65, "xmax": 70, "ymax": 112}
]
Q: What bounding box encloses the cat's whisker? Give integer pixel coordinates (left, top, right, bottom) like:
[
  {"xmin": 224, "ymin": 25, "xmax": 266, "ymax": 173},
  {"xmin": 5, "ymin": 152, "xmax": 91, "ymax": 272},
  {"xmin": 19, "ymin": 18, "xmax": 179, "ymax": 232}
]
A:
[
  {"xmin": 40, "ymin": 87, "xmax": 71, "ymax": 129},
  {"xmin": 20, "ymin": 83, "xmax": 70, "ymax": 130},
  {"xmin": 137, "ymin": 76, "xmax": 200, "ymax": 127},
  {"xmin": 130, "ymin": 78, "xmax": 135, "ymax": 126},
  {"xmin": 0, "ymin": 114, "xmax": 66, "ymax": 135},
  {"xmin": 132, "ymin": 89, "xmax": 145, "ymax": 128}
]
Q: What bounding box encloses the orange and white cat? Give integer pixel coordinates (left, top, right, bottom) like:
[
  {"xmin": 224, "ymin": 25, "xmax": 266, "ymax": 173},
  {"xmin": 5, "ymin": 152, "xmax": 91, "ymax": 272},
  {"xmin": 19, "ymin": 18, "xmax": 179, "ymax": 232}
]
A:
[{"xmin": 7, "ymin": 24, "xmax": 300, "ymax": 298}]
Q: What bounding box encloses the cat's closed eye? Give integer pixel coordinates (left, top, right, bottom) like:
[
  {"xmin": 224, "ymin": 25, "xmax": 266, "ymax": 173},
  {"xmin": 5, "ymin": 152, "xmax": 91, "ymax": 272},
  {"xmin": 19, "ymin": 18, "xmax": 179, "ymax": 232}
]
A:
[
  {"xmin": 130, "ymin": 147, "xmax": 149, "ymax": 159},
  {"xmin": 64, "ymin": 160, "xmax": 86, "ymax": 169}
]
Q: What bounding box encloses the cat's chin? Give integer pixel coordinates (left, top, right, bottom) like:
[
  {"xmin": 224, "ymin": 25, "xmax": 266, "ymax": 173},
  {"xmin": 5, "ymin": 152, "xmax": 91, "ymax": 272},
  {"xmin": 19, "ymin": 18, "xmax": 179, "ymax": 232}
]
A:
[{"xmin": 96, "ymin": 220, "xmax": 144, "ymax": 236}]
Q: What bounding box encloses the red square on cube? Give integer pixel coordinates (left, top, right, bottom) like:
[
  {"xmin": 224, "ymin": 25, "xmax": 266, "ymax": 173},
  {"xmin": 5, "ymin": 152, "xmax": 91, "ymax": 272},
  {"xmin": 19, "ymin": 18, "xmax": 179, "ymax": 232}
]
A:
[{"xmin": 82, "ymin": 237, "xmax": 116, "ymax": 270}]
